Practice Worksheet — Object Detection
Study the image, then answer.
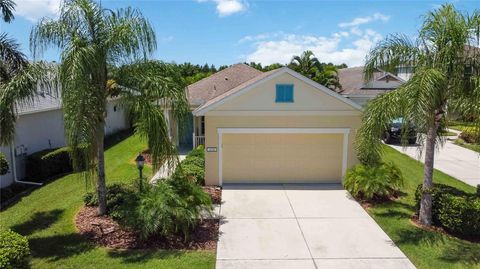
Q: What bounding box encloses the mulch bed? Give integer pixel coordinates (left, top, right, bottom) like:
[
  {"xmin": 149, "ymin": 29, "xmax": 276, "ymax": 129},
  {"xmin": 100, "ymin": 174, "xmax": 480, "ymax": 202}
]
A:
[
  {"xmin": 203, "ymin": 186, "xmax": 222, "ymax": 204},
  {"xmin": 75, "ymin": 206, "xmax": 219, "ymax": 250}
]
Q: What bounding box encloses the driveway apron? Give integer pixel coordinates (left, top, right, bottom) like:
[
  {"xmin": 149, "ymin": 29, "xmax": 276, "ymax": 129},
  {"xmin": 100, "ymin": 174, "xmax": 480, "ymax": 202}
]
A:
[{"xmin": 215, "ymin": 184, "xmax": 416, "ymax": 269}]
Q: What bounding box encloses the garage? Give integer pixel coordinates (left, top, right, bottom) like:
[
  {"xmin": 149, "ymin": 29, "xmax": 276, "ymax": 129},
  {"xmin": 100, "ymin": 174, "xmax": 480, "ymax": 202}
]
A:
[{"xmin": 219, "ymin": 128, "xmax": 349, "ymax": 184}]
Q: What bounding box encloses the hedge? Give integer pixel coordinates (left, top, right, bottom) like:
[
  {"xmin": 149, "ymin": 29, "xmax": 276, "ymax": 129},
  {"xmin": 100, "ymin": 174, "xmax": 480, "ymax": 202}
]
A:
[
  {"xmin": 0, "ymin": 229, "xmax": 30, "ymax": 269},
  {"xmin": 172, "ymin": 145, "xmax": 205, "ymax": 185},
  {"xmin": 415, "ymin": 184, "xmax": 480, "ymax": 236},
  {"xmin": 0, "ymin": 153, "xmax": 8, "ymax": 175},
  {"xmin": 26, "ymin": 146, "xmax": 86, "ymax": 182}
]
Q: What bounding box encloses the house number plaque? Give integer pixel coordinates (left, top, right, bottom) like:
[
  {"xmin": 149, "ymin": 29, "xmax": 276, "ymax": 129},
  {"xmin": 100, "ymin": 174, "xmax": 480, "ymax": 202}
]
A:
[{"xmin": 206, "ymin": 147, "xmax": 217, "ymax": 152}]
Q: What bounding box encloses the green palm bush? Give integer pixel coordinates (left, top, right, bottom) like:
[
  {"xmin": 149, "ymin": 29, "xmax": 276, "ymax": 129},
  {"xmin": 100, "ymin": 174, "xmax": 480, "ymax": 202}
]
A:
[
  {"xmin": 0, "ymin": 153, "xmax": 8, "ymax": 175},
  {"xmin": 344, "ymin": 162, "xmax": 404, "ymax": 201},
  {"xmin": 128, "ymin": 180, "xmax": 211, "ymax": 240}
]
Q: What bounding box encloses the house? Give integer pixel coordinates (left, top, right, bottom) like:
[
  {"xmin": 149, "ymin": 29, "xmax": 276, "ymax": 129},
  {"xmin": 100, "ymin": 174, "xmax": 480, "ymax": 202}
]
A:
[
  {"xmin": 0, "ymin": 93, "xmax": 129, "ymax": 188},
  {"xmin": 187, "ymin": 64, "xmax": 363, "ymax": 186},
  {"xmin": 338, "ymin": 66, "xmax": 407, "ymax": 106}
]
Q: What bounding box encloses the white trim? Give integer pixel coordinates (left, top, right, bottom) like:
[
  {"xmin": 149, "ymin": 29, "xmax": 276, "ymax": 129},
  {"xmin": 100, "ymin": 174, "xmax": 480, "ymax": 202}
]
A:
[
  {"xmin": 217, "ymin": 127, "xmax": 351, "ymax": 186},
  {"xmin": 194, "ymin": 67, "xmax": 363, "ymax": 116},
  {"xmin": 206, "ymin": 110, "xmax": 361, "ymax": 116}
]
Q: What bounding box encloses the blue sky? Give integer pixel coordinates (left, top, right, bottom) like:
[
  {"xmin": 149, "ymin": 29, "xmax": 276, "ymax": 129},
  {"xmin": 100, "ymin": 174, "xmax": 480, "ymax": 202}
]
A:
[{"xmin": 1, "ymin": 0, "xmax": 478, "ymax": 67}]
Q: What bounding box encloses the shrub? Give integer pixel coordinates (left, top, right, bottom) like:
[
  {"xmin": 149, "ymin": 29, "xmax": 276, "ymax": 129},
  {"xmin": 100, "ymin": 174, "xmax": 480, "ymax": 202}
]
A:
[
  {"xmin": 344, "ymin": 162, "xmax": 404, "ymax": 201},
  {"xmin": 0, "ymin": 153, "xmax": 9, "ymax": 175},
  {"xmin": 168, "ymin": 175, "xmax": 212, "ymax": 210},
  {"xmin": 415, "ymin": 184, "xmax": 480, "ymax": 236},
  {"xmin": 459, "ymin": 127, "xmax": 480, "ymax": 144},
  {"xmin": 175, "ymin": 163, "xmax": 205, "ymax": 185},
  {"xmin": 0, "ymin": 229, "xmax": 30, "ymax": 269},
  {"xmin": 83, "ymin": 183, "xmax": 137, "ymax": 219},
  {"xmin": 26, "ymin": 146, "xmax": 86, "ymax": 182},
  {"xmin": 125, "ymin": 180, "xmax": 211, "ymax": 240},
  {"xmin": 182, "ymin": 156, "xmax": 204, "ymax": 168},
  {"xmin": 187, "ymin": 145, "xmax": 205, "ymax": 159}
]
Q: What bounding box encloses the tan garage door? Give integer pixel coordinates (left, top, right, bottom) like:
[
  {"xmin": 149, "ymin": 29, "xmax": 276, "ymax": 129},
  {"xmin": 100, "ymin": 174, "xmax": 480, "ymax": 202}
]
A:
[{"xmin": 222, "ymin": 133, "xmax": 343, "ymax": 183}]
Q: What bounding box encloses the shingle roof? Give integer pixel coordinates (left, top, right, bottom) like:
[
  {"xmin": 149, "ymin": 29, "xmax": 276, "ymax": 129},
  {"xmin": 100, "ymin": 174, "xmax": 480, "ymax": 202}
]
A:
[
  {"xmin": 16, "ymin": 92, "xmax": 62, "ymax": 115},
  {"xmin": 194, "ymin": 68, "xmax": 280, "ymax": 112},
  {"xmin": 187, "ymin": 63, "xmax": 263, "ymax": 106},
  {"xmin": 338, "ymin": 66, "xmax": 404, "ymax": 96}
]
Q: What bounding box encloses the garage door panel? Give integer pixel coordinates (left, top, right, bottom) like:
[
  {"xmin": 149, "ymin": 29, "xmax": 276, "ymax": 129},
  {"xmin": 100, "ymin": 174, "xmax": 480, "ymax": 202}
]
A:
[{"xmin": 222, "ymin": 133, "xmax": 343, "ymax": 183}]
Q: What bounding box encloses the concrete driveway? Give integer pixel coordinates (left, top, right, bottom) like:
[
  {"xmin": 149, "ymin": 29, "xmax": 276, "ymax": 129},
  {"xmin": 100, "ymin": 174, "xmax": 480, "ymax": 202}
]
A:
[
  {"xmin": 216, "ymin": 184, "xmax": 415, "ymax": 269},
  {"xmin": 389, "ymin": 140, "xmax": 480, "ymax": 187}
]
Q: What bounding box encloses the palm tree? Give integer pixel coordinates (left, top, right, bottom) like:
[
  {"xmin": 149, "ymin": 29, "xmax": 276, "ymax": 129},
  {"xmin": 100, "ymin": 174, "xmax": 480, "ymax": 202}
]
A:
[
  {"xmin": 1, "ymin": 0, "xmax": 54, "ymax": 147},
  {"xmin": 316, "ymin": 65, "xmax": 341, "ymax": 91},
  {"xmin": 289, "ymin": 50, "xmax": 321, "ymax": 79},
  {"xmin": 357, "ymin": 4, "xmax": 480, "ymax": 226},
  {"xmin": 16, "ymin": 0, "xmax": 186, "ymax": 215}
]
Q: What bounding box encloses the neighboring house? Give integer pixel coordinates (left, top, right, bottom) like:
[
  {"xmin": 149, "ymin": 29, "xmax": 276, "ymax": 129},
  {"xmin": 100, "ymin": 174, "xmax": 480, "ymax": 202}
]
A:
[
  {"xmin": 186, "ymin": 63, "xmax": 363, "ymax": 186},
  {"xmin": 0, "ymin": 93, "xmax": 129, "ymax": 188},
  {"xmin": 338, "ymin": 66, "xmax": 407, "ymax": 106}
]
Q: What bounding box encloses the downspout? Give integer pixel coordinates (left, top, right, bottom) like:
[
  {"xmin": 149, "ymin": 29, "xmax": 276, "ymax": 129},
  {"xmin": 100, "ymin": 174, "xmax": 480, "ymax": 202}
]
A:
[{"xmin": 10, "ymin": 144, "xmax": 42, "ymax": 186}]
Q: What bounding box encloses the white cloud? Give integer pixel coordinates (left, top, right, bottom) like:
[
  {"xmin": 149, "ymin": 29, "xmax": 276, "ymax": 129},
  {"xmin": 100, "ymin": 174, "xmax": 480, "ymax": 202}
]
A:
[
  {"xmin": 14, "ymin": 0, "xmax": 61, "ymax": 22},
  {"xmin": 197, "ymin": 0, "xmax": 248, "ymax": 17},
  {"xmin": 339, "ymin": 12, "xmax": 390, "ymax": 28},
  {"xmin": 242, "ymin": 30, "xmax": 383, "ymax": 67}
]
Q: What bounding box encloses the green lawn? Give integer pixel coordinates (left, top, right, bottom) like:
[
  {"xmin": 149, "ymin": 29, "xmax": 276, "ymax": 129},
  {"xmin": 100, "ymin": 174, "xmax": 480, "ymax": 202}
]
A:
[
  {"xmin": 455, "ymin": 139, "xmax": 480, "ymax": 153},
  {"xmin": 0, "ymin": 135, "xmax": 215, "ymax": 269},
  {"xmin": 369, "ymin": 146, "xmax": 479, "ymax": 269}
]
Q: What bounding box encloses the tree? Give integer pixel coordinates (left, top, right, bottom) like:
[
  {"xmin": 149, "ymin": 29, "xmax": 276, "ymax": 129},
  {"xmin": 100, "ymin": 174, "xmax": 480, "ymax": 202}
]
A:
[
  {"xmin": 23, "ymin": 0, "xmax": 188, "ymax": 215},
  {"xmin": 315, "ymin": 64, "xmax": 341, "ymax": 91},
  {"xmin": 1, "ymin": 0, "xmax": 53, "ymax": 148},
  {"xmin": 357, "ymin": 4, "xmax": 480, "ymax": 226},
  {"xmin": 289, "ymin": 50, "xmax": 320, "ymax": 79}
]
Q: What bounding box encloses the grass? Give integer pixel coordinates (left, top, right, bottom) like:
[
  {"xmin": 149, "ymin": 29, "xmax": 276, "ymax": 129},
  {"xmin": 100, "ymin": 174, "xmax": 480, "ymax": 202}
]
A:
[
  {"xmin": 0, "ymin": 134, "xmax": 215, "ymax": 269},
  {"xmin": 454, "ymin": 139, "xmax": 480, "ymax": 153},
  {"xmin": 368, "ymin": 145, "xmax": 479, "ymax": 269},
  {"xmin": 449, "ymin": 120, "xmax": 476, "ymax": 132}
]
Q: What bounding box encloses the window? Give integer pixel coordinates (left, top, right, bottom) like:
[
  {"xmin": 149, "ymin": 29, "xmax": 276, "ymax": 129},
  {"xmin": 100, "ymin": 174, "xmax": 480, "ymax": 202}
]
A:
[
  {"xmin": 275, "ymin": 84, "xmax": 294, "ymax": 103},
  {"xmin": 113, "ymin": 105, "xmax": 117, "ymax": 112}
]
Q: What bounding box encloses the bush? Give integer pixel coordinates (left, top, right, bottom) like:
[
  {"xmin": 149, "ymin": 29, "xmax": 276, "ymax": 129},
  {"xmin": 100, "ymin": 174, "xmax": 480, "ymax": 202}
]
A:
[
  {"xmin": 125, "ymin": 180, "xmax": 211, "ymax": 240},
  {"xmin": 182, "ymin": 156, "xmax": 205, "ymax": 168},
  {"xmin": 415, "ymin": 184, "xmax": 480, "ymax": 236},
  {"xmin": 171, "ymin": 146, "xmax": 206, "ymax": 185},
  {"xmin": 344, "ymin": 162, "xmax": 404, "ymax": 201},
  {"xmin": 459, "ymin": 127, "xmax": 480, "ymax": 144},
  {"xmin": 83, "ymin": 183, "xmax": 137, "ymax": 219},
  {"xmin": 187, "ymin": 145, "xmax": 205, "ymax": 159},
  {"xmin": 0, "ymin": 153, "xmax": 9, "ymax": 175},
  {"xmin": 26, "ymin": 146, "xmax": 86, "ymax": 182},
  {"xmin": 0, "ymin": 229, "xmax": 30, "ymax": 269}
]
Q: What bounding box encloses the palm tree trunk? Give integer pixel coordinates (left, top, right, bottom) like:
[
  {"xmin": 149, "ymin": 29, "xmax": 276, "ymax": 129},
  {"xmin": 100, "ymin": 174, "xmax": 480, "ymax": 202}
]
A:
[
  {"xmin": 96, "ymin": 121, "xmax": 107, "ymax": 215},
  {"xmin": 419, "ymin": 124, "xmax": 438, "ymax": 226}
]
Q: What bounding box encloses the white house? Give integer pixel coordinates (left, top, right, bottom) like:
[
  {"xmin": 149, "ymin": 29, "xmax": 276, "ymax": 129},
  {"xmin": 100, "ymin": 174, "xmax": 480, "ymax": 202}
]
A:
[{"xmin": 0, "ymin": 92, "xmax": 129, "ymax": 188}]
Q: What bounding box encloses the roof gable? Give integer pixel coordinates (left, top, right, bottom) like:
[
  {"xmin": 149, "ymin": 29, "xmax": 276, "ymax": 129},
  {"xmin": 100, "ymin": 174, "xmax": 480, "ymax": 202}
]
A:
[{"xmin": 194, "ymin": 68, "xmax": 362, "ymax": 116}]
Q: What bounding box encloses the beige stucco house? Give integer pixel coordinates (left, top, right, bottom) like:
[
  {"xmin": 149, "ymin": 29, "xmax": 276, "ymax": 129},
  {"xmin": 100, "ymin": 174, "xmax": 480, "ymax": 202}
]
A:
[{"xmin": 186, "ymin": 64, "xmax": 363, "ymax": 186}]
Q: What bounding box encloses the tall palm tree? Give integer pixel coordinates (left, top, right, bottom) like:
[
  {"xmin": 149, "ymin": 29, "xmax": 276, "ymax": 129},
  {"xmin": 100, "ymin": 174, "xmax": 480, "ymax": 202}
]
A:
[
  {"xmin": 17, "ymin": 0, "xmax": 187, "ymax": 215},
  {"xmin": 1, "ymin": 0, "xmax": 54, "ymax": 147},
  {"xmin": 289, "ymin": 50, "xmax": 321, "ymax": 79},
  {"xmin": 357, "ymin": 4, "xmax": 480, "ymax": 226}
]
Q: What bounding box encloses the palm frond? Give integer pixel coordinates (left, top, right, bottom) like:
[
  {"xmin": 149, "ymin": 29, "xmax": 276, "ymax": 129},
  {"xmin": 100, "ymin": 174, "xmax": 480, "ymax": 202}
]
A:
[
  {"xmin": 0, "ymin": 0, "xmax": 15, "ymax": 23},
  {"xmin": 0, "ymin": 33, "xmax": 28, "ymax": 81}
]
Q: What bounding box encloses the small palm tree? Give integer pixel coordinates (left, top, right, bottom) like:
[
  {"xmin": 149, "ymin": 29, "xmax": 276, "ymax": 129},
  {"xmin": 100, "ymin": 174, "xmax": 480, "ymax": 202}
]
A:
[
  {"xmin": 289, "ymin": 50, "xmax": 321, "ymax": 79},
  {"xmin": 1, "ymin": 0, "xmax": 188, "ymax": 215},
  {"xmin": 316, "ymin": 65, "xmax": 341, "ymax": 91},
  {"xmin": 357, "ymin": 4, "xmax": 480, "ymax": 226}
]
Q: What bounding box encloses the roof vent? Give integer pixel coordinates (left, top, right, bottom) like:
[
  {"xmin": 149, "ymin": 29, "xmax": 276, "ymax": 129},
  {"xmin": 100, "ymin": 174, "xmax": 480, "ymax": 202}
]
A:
[{"xmin": 225, "ymin": 77, "xmax": 228, "ymax": 81}]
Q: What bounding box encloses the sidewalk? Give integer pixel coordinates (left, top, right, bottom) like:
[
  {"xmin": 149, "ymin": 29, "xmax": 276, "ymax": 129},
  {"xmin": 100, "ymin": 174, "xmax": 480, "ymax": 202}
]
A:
[{"xmin": 388, "ymin": 131, "xmax": 480, "ymax": 187}]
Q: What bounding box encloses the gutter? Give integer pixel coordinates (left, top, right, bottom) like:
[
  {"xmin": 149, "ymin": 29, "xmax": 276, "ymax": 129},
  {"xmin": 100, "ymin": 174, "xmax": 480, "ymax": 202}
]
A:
[{"xmin": 10, "ymin": 145, "xmax": 42, "ymax": 186}]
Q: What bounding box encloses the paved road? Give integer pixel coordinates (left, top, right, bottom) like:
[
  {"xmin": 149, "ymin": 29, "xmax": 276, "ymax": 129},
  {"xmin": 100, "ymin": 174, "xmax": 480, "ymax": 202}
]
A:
[
  {"xmin": 216, "ymin": 184, "xmax": 416, "ymax": 269},
  {"xmin": 389, "ymin": 139, "xmax": 480, "ymax": 187}
]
